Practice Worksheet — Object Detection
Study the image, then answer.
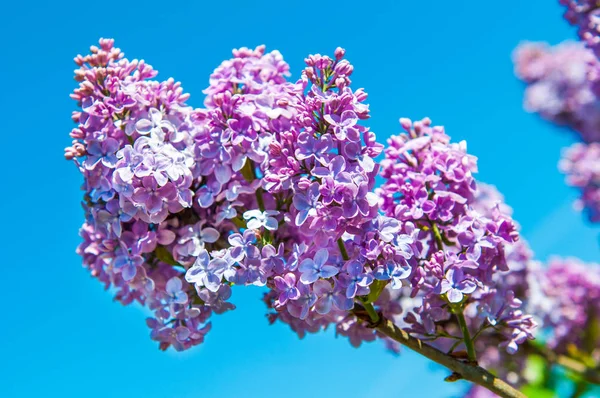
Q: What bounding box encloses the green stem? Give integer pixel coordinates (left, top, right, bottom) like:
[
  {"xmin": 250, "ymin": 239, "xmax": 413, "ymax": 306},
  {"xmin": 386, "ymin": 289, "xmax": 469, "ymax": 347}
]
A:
[
  {"xmin": 456, "ymin": 311, "xmax": 477, "ymax": 362},
  {"xmin": 262, "ymin": 229, "xmax": 272, "ymax": 245},
  {"xmin": 353, "ymin": 312, "xmax": 527, "ymax": 398},
  {"xmin": 240, "ymin": 158, "xmax": 255, "ymax": 182},
  {"xmin": 361, "ymin": 301, "xmax": 380, "ymax": 324},
  {"xmin": 255, "ymin": 188, "xmax": 265, "ymax": 212},
  {"xmin": 471, "ymin": 325, "xmax": 493, "ymax": 343},
  {"xmin": 431, "ymin": 222, "xmax": 444, "ymax": 251},
  {"xmin": 231, "ymin": 216, "xmax": 246, "ymax": 229},
  {"xmin": 337, "ymin": 238, "xmax": 349, "ymax": 261},
  {"xmin": 240, "ymin": 159, "xmax": 266, "ymax": 212},
  {"xmin": 447, "ymin": 339, "xmax": 464, "ymax": 355},
  {"xmin": 338, "ymin": 237, "xmax": 379, "ymax": 324}
]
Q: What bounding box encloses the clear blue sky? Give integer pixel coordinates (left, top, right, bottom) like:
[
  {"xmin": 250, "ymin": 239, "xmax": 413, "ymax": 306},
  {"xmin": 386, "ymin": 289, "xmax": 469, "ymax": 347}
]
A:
[{"xmin": 0, "ymin": 1, "xmax": 597, "ymax": 397}]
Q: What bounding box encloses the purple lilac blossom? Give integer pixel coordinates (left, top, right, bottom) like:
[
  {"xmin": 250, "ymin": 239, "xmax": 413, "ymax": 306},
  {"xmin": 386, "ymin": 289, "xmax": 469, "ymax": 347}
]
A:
[
  {"xmin": 561, "ymin": 0, "xmax": 600, "ymax": 58},
  {"xmin": 377, "ymin": 118, "xmax": 535, "ymax": 355},
  {"xmin": 68, "ymin": 40, "xmax": 536, "ymax": 363},
  {"xmin": 535, "ymin": 257, "xmax": 600, "ymax": 355},
  {"xmin": 513, "ymin": 40, "xmax": 600, "ymax": 222},
  {"xmin": 559, "ymin": 142, "xmax": 600, "ymax": 222},
  {"xmin": 513, "ymin": 41, "xmax": 600, "ymax": 143}
]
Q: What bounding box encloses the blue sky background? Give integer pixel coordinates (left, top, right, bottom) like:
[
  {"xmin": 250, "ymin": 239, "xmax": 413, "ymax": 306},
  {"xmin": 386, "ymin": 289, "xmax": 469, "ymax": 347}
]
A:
[{"xmin": 1, "ymin": 1, "xmax": 598, "ymax": 397}]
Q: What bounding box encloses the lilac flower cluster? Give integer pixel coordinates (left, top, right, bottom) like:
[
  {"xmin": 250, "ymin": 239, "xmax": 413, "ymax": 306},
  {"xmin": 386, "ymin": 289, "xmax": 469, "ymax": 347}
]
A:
[
  {"xmin": 465, "ymin": 255, "xmax": 600, "ymax": 398},
  {"xmin": 514, "ymin": 41, "xmax": 600, "ymax": 223},
  {"xmin": 560, "ymin": 1, "xmax": 600, "ymax": 102},
  {"xmin": 188, "ymin": 45, "xmax": 407, "ymax": 341},
  {"xmin": 376, "ymin": 119, "xmax": 536, "ymax": 356},
  {"xmin": 561, "ymin": 0, "xmax": 600, "ymax": 58},
  {"xmin": 463, "ymin": 185, "xmax": 542, "ymax": 392},
  {"xmin": 560, "ymin": 142, "xmax": 600, "ymax": 222},
  {"xmin": 464, "ymin": 186, "xmax": 600, "ymax": 397},
  {"xmin": 68, "ymin": 40, "xmax": 534, "ymax": 365},
  {"xmin": 536, "ymin": 257, "xmax": 600, "ymax": 356},
  {"xmin": 68, "ymin": 40, "xmax": 407, "ymax": 351},
  {"xmin": 258, "ymin": 50, "xmax": 417, "ymax": 343},
  {"xmin": 67, "ymin": 39, "xmax": 217, "ymax": 350},
  {"xmin": 513, "ymin": 41, "xmax": 600, "ymax": 142}
]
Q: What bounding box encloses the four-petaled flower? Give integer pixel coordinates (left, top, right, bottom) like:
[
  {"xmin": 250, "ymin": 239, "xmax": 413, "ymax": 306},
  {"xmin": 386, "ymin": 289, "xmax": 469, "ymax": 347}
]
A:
[
  {"xmin": 133, "ymin": 108, "xmax": 176, "ymax": 141},
  {"xmin": 197, "ymin": 179, "xmax": 223, "ymax": 208},
  {"xmin": 299, "ymin": 249, "xmax": 339, "ymax": 284},
  {"xmin": 132, "ymin": 176, "xmax": 177, "ymax": 213},
  {"xmin": 274, "ymin": 273, "xmax": 300, "ymax": 305},
  {"xmin": 228, "ymin": 230, "xmax": 260, "ymax": 261},
  {"xmin": 458, "ymin": 226, "xmax": 495, "ymax": 261},
  {"xmin": 243, "ymin": 209, "xmax": 279, "ymax": 231},
  {"xmin": 95, "ymin": 199, "xmax": 133, "ymax": 237},
  {"xmin": 374, "ymin": 260, "xmax": 412, "ymax": 289},
  {"xmin": 295, "ymin": 132, "xmax": 331, "ymax": 165},
  {"xmin": 434, "ymin": 267, "xmax": 477, "ymax": 303},
  {"xmin": 293, "ymin": 182, "xmax": 321, "ymax": 226},
  {"xmin": 313, "ymin": 280, "xmax": 353, "ymax": 314},
  {"xmin": 288, "ymin": 283, "xmax": 317, "ymax": 320},
  {"xmin": 311, "ymin": 155, "xmax": 352, "ymax": 183},
  {"xmin": 185, "ymin": 250, "xmax": 229, "ymax": 292},
  {"xmin": 85, "ymin": 138, "xmax": 119, "ymax": 169},
  {"xmin": 165, "ymin": 276, "xmax": 188, "ymax": 305},
  {"xmin": 114, "ymin": 250, "xmax": 144, "ymax": 281},
  {"xmin": 324, "ymin": 110, "xmax": 360, "ymax": 141},
  {"xmin": 344, "ymin": 260, "xmax": 373, "ymax": 298}
]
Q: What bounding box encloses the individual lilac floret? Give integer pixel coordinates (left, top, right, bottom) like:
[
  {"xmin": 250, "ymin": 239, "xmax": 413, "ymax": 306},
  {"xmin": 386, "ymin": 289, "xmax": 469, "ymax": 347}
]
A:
[
  {"xmin": 185, "ymin": 250, "xmax": 229, "ymax": 292},
  {"xmin": 198, "ymin": 285, "xmax": 236, "ymax": 314},
  {"xmin": 434, "ymin": 268, "xmax": 477, "ymax": 303},
  {"xmin": 274, "ymin": 273, "xmax": 300, "ymax": 305},
  {"xmin": 165, "ymin": 277, "xmax": 188, "ymax": 305},
  {"xmin": 344, "ymin": 260, "xmax": 374, "ymax": 299},
  {"xmin": 228, "ymin": 230, "xmax": 260, "ymax": 261},
  {"xmin": 114, "ymin": 249, "xmax": 144, "ymax": 281},
  {"xmin": 298, "ymin": 249, "xmax": 338, "ymax": 284},
  {"xmin": 85, "ymin": 138, "xmax": 119, "ymax": 169},
  {"xmin": 313, "ymin": 280, "xmax": 353, "ymax": 314},
  {"xmin": 324, "ymin": 110, "xmax": 360, "ymax": 141},
  {"xmin": 243, "ymin": 209, "xmax": 279, "ymax": 231},
  {"xmin": 293, "ymin": 182, "xmax": 321, "ymax": 226},
  {"xmin": 374, "ymin": 260, "xmax": 411, "ymax": 289}
]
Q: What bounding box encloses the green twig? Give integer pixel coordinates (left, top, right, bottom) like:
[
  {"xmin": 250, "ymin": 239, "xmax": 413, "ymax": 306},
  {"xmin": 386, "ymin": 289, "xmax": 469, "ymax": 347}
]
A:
[
  {"xmin": 337, "ymin": 238, "xmax": 349, "ymax": 261},
  {"xmin": 360, "ymin": 300, "xmax": 380, "ymax": 324},
  {"xmin": 430, "ymin": 222, "xmax": 444, "ymax": 251},
  {"xmin": 352, "ymin": 312, "xmax": 527, "ymax": 398},
  {"xmin": 456, "ymin": 311, "xmax": 477, "ymax": 363},
  {"xmin": 255, "ymin": 188, "xmax": 265, "ymax": 212},
  {"xmin": 240, "ymin": 159, "xmax": 265, "ymax": 212}
]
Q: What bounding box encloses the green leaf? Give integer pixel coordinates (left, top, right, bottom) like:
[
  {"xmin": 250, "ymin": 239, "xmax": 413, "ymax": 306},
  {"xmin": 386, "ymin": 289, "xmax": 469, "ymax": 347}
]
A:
[
  {"xmin": 231, "ymin": 217, "xmax": 247, "ymax": 229},
  {"xmin": 155, "ymin": 246, "xmax": 180, "ymax": 266},
  {"xmin": 521, "ymin": 385, "xmax": 556, "ymax": 398},
  {"xmin": 366, "ymin": 280, "xmax": 387, "ymax": 304},
  {"xmin": 240, "ymin": 158, "xmax": 255, "ymax": 182},
  {"xmin": 583, "ymin": 314, "xmax": 599, "ymax": 365},
  {"xmin": 524, "ymin": 355, "xmax": 547, "ymax": 387}
]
